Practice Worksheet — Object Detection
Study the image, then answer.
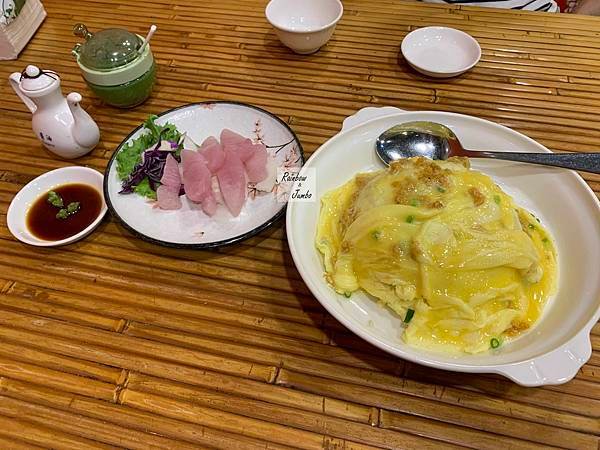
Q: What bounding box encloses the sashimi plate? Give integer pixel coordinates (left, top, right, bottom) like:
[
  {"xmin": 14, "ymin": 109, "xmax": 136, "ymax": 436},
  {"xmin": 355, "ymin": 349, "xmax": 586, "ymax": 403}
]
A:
[{"xmin": 104, "ymin": 101, "xmax": 304, "ymax": 248}]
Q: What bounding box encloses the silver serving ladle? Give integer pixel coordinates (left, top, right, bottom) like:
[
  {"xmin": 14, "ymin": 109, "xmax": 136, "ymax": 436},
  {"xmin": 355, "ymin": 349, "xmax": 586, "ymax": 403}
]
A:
[{"xmin": 376, "ymin": 121, "xmax": 600, "ymax": 174}]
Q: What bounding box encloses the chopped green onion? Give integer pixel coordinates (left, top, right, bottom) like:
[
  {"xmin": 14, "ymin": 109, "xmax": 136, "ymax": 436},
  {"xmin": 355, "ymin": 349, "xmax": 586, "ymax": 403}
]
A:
[
  {"xmin": 371, "ymin": 230, "xmax": 381, "ymax": 240},
  {"xmin": 404, "ymin": 308, "xmax": 415, "ymax": 323},
  {"xmin": 542, "ymin": 237, "xmax": 548, "ymax": 243},
  {"xmin": 47, "ymin": 190, "xmax": 63, "ymax": 208},
  {"xmin": 55, "ymin": 208, "xmax": 69, "ymax": 220},
  {"xmin": 528, "ymin": 223, "xmax": 536, "ymax": 230},
  {"xmin": 406, "ymin": 215, "xmax": 415, "ymax": 224},
  {"xmin": 490, "ymin": 338, "xmax": 501, "ymax": 349},
  {"xmin": 493, "ymin": 195, "xmax": 501, "ymax": 204},
  {"xmin": 55, "ymin": 201, "xmax": 81, "ymax": 220},
  {"xmin": 66, "ymin": 201, "xmax": 80, "ymax": 214},
  {"xmin": 343, "ymin": 292, "xmax": 352, "ymax": 298},
  {"xmin": 437, "ymin": 186, "xmax": 446, "ymax": 193},
  {"xmin": 410, "ymin": 198, "xmax": 419, "ymax": 207}
]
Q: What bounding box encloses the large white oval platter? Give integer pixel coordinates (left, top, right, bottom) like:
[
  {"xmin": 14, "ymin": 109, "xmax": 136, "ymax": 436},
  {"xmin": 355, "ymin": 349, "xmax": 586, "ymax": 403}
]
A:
[
  {"xmin": 105, "ymin": 102, "xmax": 303, "ymax": 248},
  {"xmin": 286, "ymin": 110, "xmax": 600, "ymax": 386}
]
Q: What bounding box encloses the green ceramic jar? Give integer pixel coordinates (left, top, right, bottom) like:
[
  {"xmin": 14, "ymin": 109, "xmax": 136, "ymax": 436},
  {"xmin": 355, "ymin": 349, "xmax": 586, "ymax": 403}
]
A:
[
  {"xmin": 71, "ymin": 24, "xmax": 156, "ymax": 108},
  {"xmin": 84, "ymin": 62, "xmax": 156, "ymax": 108}
]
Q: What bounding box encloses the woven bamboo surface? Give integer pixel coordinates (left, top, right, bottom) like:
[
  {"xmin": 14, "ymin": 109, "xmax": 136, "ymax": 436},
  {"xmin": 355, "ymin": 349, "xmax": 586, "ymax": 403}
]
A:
[{"xmin": 0, "ymin": 0, "xmax": 599, "ymax": 448}]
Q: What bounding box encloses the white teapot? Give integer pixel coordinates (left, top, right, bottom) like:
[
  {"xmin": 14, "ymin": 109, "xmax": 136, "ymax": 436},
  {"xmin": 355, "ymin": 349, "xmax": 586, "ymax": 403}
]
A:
[{"xmin": 9, "ymin": 65, "xmax": 100, "ymax": 159}]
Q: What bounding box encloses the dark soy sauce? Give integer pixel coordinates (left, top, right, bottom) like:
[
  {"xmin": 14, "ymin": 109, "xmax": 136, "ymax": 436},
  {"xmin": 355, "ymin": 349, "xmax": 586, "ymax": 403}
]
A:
[{"xmin": 27, "ymin": 183, "xmax": 102, "ymax": 241}]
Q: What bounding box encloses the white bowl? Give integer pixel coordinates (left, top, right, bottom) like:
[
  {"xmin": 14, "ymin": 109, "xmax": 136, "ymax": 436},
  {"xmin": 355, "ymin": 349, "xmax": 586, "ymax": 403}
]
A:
[
  {"xmin": 265, "ymin": 0, "xmax": 343, "ymax": 54},
  {"xmin": 7, "ymin": 166, "xmax": 107, "ymax": 247},
  {"xmin": 401, "ymin": 26, "xmax": 481, "ymax": 78},
  {"xmin": 286, "ymin": 110, "xmax": 600, "ymax": 386}
]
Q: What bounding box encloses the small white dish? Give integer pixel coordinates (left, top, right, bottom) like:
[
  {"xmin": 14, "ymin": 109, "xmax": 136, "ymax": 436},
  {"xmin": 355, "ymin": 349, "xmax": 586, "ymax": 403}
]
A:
[
  {"xmin": 287, "ymin": 109, "xmax": 600, "ymax": 386},
  {"xmin": 265, "ymin": 0, "xmax": 343, "ymax": 55},
  {"xmin": 401, "ymin": 26, "xmax": 481, "ymax": 78},
  {"xmin": 7, "ymin": 166, "xmax": 107, "ymax": 246}
]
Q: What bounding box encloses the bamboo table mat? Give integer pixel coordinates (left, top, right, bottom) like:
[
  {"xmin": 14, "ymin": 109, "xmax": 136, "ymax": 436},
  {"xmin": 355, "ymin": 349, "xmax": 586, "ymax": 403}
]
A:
[{"xmin": 0, "ymin": 0, "xmax": 599, "ymax": 448}]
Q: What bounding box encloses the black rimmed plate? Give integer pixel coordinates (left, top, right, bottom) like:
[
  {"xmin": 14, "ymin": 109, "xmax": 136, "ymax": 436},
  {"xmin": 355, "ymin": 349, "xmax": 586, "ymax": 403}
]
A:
[{"xmin": 104, "ymin": 101, "xmax": 304, "ymax": 248}]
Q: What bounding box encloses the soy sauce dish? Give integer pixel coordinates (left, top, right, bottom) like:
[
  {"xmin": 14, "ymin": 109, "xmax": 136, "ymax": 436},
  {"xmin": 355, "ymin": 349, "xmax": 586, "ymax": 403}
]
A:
[{"xmin": 7, "ymin": 166, "xmax": 107, "ymax": 246}]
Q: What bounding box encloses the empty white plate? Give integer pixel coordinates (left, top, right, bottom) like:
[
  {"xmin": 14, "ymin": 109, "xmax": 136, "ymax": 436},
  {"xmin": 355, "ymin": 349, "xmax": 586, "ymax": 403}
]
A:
[{"xmin": 401, "ymin": 26, "xmax": 481, "ymax": 78}]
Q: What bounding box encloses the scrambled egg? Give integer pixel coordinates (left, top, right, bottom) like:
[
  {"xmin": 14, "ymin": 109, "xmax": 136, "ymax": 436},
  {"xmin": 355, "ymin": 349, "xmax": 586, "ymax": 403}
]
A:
[{"xmin": 316, "ymin": 157, "xmax": 557, "ymax": 354}]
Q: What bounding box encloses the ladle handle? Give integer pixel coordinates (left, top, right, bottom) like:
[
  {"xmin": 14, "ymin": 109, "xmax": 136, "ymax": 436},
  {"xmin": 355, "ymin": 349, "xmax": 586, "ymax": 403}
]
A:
[{"xmin": 460, "ymin": 149, "xmax": 600, "ymax": 174}]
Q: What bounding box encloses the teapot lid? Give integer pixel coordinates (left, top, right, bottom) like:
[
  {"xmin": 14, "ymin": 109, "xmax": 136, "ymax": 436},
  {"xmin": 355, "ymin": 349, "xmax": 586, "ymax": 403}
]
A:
[
  {"xmin": 72, "ymin": 23, "xmax": 142, "ymax": 70},
  {"xmin": 19, "ymin": 65, "xmax": 60, "ymax": 92}
]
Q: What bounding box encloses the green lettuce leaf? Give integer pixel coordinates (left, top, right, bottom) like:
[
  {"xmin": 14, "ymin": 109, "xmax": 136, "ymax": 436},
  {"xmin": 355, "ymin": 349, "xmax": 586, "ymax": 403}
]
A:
[
  {"xmin": 133, "ymin": 178, "xmax": 157, "ymax": 200},
  {"xmin": 115, "ymin": 115, "xmax": 182, "ymax": 199},
  {"xmin": 115, "ymin": 131, "xmax": 155, "ymax": 181}
]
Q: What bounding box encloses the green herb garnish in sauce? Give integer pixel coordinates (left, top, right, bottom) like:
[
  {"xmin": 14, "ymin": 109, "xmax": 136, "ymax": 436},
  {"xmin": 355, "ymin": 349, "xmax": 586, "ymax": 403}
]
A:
[
  {"xmin": 490, "ymin": 337, "xmax": 501, "ymax": 349},
  {"xmin": 55, "ymin": 201, "xmax": 81, "ymax": 220},
  {"xmin": 47, "ymin": 190, "xmax": 64, "ymax": 208},
  {"xmin": 67, "ymin": 201, "xmax": 80, "ymax": 214},
  {"xmin": 55, "ymin": 209, "xmax": 69, "ymax": 219},
  {"xmin": 404, "ymin": 308, "xmax": 415, "ymax": 323}
]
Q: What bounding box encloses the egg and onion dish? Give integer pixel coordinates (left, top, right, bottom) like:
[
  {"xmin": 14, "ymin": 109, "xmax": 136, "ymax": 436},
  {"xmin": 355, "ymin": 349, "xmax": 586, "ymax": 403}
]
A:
[{"xmin": 316, "ymin": 157, "xmax": 557, "ymax": 354}]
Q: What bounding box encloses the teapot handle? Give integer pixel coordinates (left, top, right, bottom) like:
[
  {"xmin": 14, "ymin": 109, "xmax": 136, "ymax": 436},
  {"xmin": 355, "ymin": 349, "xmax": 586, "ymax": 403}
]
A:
[{"xmin": 9, "ymin": 72, "xmax": 37, "ymax": 114}]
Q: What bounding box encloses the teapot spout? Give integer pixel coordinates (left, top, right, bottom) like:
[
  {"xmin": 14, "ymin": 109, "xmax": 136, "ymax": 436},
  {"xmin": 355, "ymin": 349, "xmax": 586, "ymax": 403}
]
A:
[{"xmin": 67, "ymin": 92, "xmax": 100, "ymax": 150}]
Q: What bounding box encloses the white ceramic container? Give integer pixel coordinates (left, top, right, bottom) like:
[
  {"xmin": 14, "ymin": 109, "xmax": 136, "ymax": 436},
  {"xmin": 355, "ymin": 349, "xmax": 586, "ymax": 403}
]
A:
[
  {"xmin": 402, "ymin": 27, "xmax": 481, "ymax": 78},
  {"xmin": 265, "ymin": 0, "xmax": 343, "ymax": 54},
  {"xmin": 8, "ymin": 65, "xmax": 100, "ymax": 159},
  {"xmin": 7, "ymin": 166, "xmax": 107, "ymax": 246},
  {"xmin": 287, "ymin": 107, "xmax": 600, "ymax": 386}
]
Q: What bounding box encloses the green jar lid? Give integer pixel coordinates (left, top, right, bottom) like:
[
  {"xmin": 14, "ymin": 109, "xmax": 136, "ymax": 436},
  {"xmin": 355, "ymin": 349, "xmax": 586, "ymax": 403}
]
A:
[{"xmin": 72, "ymin": 23, "xmax": 142, "ymax": 71}]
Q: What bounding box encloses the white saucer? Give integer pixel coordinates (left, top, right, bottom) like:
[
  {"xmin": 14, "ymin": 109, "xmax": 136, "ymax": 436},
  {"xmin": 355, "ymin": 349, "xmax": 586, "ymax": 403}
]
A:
[
  {"xmin": 7, "ymin": 166, "xmax": 107, "ymax": 247},
  {"xmin": 401, "ymin": 26, "xmax": 481, "ymax": 78}
]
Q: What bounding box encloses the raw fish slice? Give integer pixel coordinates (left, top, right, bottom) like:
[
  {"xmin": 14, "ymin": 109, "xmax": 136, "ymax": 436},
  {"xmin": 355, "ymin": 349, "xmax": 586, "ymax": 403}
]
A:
[
  {"xmin": 244, "ymin": 143, "xmax": 268, "ymax": 183},
  {"xmin": 217, "ymin": 149, "xmax": 247, "ymax": 217},
  {"xmin": 181, "ymin": 150, "xmax": 211, "ymax": 201},
  {"xmin": 211, "ymin": 176, "xmax": 224, "ymax": 204},
  {"xmin": 160, "ymin": 154, "xmax": 181, "ymax": 188},
  {"xmin": 199, "ymin": 136, "xmax": 225, "ymax": 173},
  {"xmin": 156, "ymin": 185, "xmax": 182, "ymax": 210},
  {"xmin": 156, "ymin": 154, "xmax": 182, "ymax": 210},
  {"xmin": 181, "ymin": 149, "xmax": 218, "ymax": 216},
  {"xmin": 202, "ymin": 193, "xmax": 218, "ymax": 216},
  {"xmin": 220, "ymin": 129, "xmax": 255, "ymax": 162}
]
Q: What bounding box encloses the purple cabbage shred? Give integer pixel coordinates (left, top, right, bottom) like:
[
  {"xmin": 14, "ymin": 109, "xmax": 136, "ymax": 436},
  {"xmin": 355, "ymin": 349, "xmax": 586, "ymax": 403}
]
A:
[{"xmin": 119, "ymin": 147, "xmax": 181, "ymax": 194}]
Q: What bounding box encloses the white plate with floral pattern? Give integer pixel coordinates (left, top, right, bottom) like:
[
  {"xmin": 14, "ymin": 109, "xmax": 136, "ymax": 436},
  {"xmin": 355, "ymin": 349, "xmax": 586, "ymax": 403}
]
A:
[{"xmin": 104, "ymin": 102, "xmax": 304, "ymax": 248}]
